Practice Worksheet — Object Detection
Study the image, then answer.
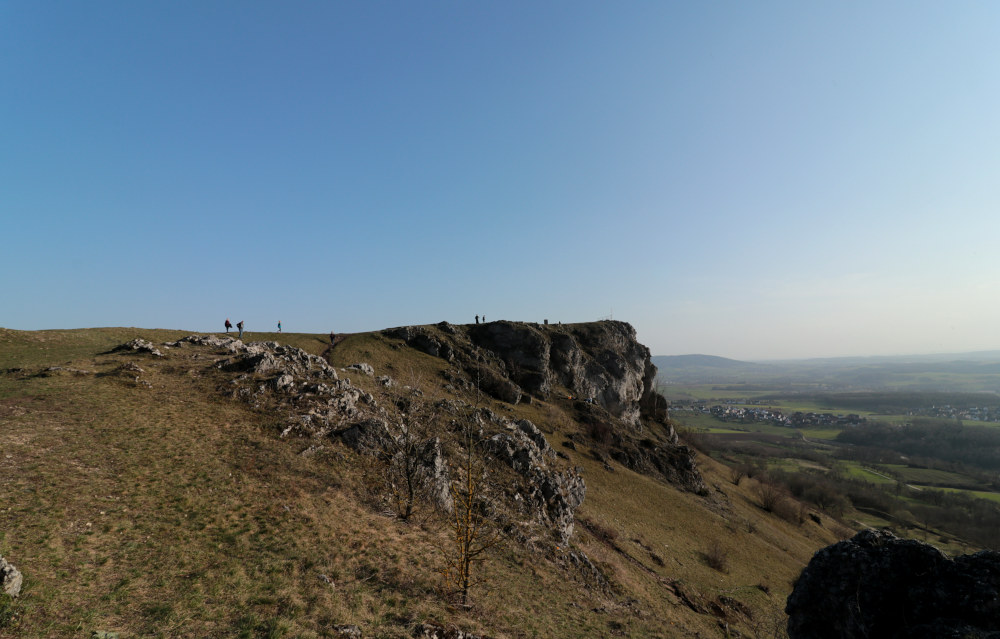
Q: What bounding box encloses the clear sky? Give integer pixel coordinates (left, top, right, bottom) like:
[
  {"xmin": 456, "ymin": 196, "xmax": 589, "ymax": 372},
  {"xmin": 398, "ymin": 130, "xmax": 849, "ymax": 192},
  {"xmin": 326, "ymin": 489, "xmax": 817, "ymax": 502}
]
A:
[{"xmin": 4, "ymin": 2, "xmax": 999, "ymax": 360}]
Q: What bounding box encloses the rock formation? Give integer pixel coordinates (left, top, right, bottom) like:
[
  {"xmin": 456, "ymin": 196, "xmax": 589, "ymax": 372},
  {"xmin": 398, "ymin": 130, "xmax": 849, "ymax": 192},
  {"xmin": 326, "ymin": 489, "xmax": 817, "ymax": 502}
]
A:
[
  {"xmin": 786, "ymin": 528, "xmax": 1000, "ymax": 639},
  {"xmin": 382, "ymin": 320, "xmax": 705, "ymax": 493},
  {"xmin": 0, "ymin": 554, "xmax": 22, "ymax": 597},
  {"xmin": 109, "ymin": 320, "xmax": 701, "ymax": 554},
  {"xmin": 113, "ymin": 338, "xmax": 163, "ymax": 357},
  {"xmin": 482, "ymin": 410, "xmax": 585, "ymax": 545}
]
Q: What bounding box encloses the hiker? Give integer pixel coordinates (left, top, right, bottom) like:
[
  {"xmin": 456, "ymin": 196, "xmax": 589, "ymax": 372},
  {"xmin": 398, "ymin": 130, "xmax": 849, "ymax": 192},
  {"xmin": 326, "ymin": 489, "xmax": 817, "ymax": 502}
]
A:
[
  {"xmin": 475, "ymin": 315, "xmax": 479, "ymax": 324},
  {"xmin": 330, "ymin": 330, "xmax": 336, "ymax": 345},
  {"xmin": 277, "ymin": 321, "xmax": 282, "ymax": 333},
  {"xmin": 237, "ymin": 321, "xmax": 244, "ymax": 339},
  {"xmin": 225, "ymin": 318, "xmax": 232, "ymax": 333}
]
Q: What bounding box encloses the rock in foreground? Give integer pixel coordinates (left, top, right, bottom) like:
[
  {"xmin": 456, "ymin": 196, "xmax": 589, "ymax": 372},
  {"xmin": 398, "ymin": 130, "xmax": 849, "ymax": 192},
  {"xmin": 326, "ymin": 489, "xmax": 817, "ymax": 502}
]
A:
[
  {"xmin": 0, "ymin": 554, "xmax": 22, "ymax": 597},
  {"xmin": 786, "ymin": 529, "xmax": 1000, "ymax": 639}
]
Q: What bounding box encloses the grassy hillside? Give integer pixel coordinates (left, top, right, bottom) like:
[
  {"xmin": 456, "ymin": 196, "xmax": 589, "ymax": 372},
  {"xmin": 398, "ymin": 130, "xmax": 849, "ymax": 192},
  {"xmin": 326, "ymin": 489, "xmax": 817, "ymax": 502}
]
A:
[{"xmin": 0, "ymin": 327, "xmax": 846, "ymax": 638}]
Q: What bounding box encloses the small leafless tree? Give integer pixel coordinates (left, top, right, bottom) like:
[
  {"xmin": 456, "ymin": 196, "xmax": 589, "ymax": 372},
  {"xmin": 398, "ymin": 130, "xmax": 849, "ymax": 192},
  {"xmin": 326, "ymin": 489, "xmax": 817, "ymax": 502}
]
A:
[
  {"xmin": 730, "ymin": 464, "xmax": 750, "ymax": 486},
  {"xmin": 440, "ymin": 375, "xmax": 500, "ymax": 607},
  {"xmin": 377, "ymin": 377, "xmax": 441, "ymax": 521},
  {"xmin": 704, "ymin": 538, "xmax": 729, "ymax": 572},
  {"xmin": 754, "ymin": 478, "xmax": 786, "ymax": 513}
]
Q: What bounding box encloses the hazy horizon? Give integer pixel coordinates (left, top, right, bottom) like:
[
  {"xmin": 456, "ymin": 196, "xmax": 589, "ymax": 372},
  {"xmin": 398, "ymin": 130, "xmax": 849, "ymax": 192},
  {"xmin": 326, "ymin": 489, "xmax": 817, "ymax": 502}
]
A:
[
  {"xmin": 5, "ymin": 3, "xmax": 999, "ymax": 361},
  {"xmin": 655, "ymin": 348, "xmax": 1000, "ymax": 364}
]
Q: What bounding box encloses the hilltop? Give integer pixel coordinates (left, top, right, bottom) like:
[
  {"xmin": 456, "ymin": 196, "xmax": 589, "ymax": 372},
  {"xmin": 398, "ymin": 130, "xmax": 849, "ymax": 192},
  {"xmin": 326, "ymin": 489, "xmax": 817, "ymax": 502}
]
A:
[{"xmin": 0, "ymin": 321, "xmax": 845, "ymax": 638}]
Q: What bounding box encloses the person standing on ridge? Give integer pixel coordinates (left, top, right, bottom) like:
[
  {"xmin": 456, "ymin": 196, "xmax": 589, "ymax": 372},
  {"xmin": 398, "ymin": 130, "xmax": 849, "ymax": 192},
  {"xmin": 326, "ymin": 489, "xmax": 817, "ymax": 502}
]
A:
[
  {"xmin": 237, "ymin": 321, "xmax": 244, "ymax": 339},
  {"xmin": 277, "ymin": 321, "xmax": 282, "ymax": 333},
  {"xmin": 225, "ymin": 318, "xmax": 232, "ymax": 333},
  {"xmin": 330, "ymin": 330, "xmax": 335, "ymax": 345},
  {"xmin": 475, "ymin": 315, "xmax": 479, "ymax": 324}
]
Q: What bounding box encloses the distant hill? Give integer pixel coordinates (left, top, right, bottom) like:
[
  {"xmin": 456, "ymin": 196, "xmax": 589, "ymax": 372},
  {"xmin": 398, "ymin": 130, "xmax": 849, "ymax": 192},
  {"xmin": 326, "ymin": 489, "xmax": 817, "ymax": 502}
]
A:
[
  {"xmin": 653, "ymin": 351, "xmax": 1000, "ymax": 392},
  {"xmin": 651, "ymin": 354, "xmax": 778, "ymax": 384}
]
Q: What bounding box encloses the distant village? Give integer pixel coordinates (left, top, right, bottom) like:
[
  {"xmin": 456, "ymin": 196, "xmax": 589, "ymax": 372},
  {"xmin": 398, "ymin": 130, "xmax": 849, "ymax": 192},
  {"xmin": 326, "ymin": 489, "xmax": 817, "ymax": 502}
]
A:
[
  {"xmin": 906, "ymin": 404, "xmax": 1000, "ymax": 423},
  {"xmin": 672, "ymin": 399, "xmax": 1000, "ymax": 426}
]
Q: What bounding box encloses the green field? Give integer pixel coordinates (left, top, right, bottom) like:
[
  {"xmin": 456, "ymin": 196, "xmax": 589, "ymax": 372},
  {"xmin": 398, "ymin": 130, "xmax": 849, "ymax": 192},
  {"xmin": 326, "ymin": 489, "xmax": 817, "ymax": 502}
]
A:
[
  {"xmin": 927, "ymin": 486, "xmax": 1000, "ymax": 504},
  {"xmin": 884, "ymin": 464, "xmax": 987, "ymax": 488},
  {"xmin": 839, "ymin": 462, "xmax": 898, "ymax": 485}
]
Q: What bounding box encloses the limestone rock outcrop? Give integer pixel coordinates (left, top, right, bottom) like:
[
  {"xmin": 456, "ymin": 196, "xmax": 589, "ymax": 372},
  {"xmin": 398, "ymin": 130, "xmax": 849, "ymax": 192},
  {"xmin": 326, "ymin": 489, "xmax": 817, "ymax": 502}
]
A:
[
  {"xmin": 113, "ymin": 338, "xmax": 163, "ymax": 357},
  {"xmin": 218, "ymin": 341, "xmax": 337, "ymax": 380},
  {"xmin": 786, "ymin": 528, "xmax": 1000, "ymax": 639},
  {"xmin": 482, "ymin": 410, "xmax": 585, "ymax": 545},
  {"xmin": 382, "ymin": 320, "xmax": 705, "ymax": 494},
  {"xmin": 384, "ymin": 321, "xmax": 654, "ymax": 425},
  {"xmin": 0, "ymin": 554, "xmax": 22, "ymax": 597},
  {"xmin": 467, "ymin": 321, "xmax": 653, "ymax": 426},
  {"xmin": 413, "ymin": 623, "xmax": 491, "ymax": 639}
]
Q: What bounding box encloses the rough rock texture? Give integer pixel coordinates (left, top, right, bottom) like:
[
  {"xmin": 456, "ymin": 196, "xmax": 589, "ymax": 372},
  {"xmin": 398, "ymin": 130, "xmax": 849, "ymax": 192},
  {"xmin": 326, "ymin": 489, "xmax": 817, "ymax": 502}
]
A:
[
  {"xmin": 413, "ymin": 623, "xmax": 491, "ymax": 639},
  {"xmin": 481, "ymin": 409, "xmax": 585, "ymax": 545},
  {"xmin": 610, "ymin": 436, "xmax": 706, "ymax": 494},
  {"xmin": 113, "ymin": 338, "xmax": 163, "ymax": 357},
  {"xmin": 786, "ymin": 529, "xmax": 1000, "ymax": 639},
  {"xmin": 345, "ymin": 363, "xmax": 374, "ymax": 376},
  {"xmin": 383, "ymin": 320, "xmax": 705, "ymax": 494},
  {"xmin": 466, "ymin": 321, "xmax": 652, "ymax": 426},
  {"xmin": 164, "ymin": 334, "xmax": 242, "ymax": 351},
  {"xmin": 417, "ymin": 436, "xmax": 453, "ymax": 512},
  {"xmin": 218, "ymin": 341, "xmax": 337, "ymax": 380},
  {"xmin": 0, "ymin": 554, "xmax": 22, "ymax": 597}
]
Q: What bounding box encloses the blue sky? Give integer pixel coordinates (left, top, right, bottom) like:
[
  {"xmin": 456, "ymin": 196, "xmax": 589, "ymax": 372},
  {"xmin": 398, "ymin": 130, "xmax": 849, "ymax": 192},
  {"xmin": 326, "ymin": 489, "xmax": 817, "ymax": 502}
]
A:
[{"xmin": 4, "ymin": 2, "xmax": 1000, "ymax": 360}]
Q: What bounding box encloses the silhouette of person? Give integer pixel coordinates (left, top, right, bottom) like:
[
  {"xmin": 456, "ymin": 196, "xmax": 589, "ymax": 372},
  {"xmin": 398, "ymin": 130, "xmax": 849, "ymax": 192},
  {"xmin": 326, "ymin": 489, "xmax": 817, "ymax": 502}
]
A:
[
  {"xmin": 225, "ymin": 318, "xmax": 232, "ymax": 333},
  {"xmin": 330, "ymin": 330, "xmax": 335, "ymax": 345},
  {"xmin": 277, "ymin": 321, "xmax": 282, "ymax": 333},
  {"xmin": 237, "ymin": 321, "xmax": 244, "ymax": 339},
  {"xmin": 475, "ymin": 315, "xmax": 479, "ymax": 324}
]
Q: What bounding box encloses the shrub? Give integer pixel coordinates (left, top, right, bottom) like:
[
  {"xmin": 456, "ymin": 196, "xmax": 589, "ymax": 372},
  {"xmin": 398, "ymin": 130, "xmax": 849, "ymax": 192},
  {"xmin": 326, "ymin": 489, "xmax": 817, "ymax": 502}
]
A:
[
  {"xmin": 730, "ymin": 463, "xmax": 754, "ymax": 486},
  {"xmin": 754, "ymin": 480, "xmax": 786, "ymax": 513},
  {"xmin": 704, "ymin": 539, "xmax": 729, "ymax": 572},
  {"xmin": 587, "ymin": 421, "xmax": 614, "ymax": 447}
]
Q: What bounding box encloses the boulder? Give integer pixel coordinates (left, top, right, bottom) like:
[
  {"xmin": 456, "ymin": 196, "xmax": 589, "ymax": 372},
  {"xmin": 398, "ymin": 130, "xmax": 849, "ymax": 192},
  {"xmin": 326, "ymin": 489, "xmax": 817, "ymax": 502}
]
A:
[
  {"xmin": 515, "ymin": 419, "xmax": 550, "ymax": 455},
  {"xmin": 336, "ymin": 418, "xmax": 391, "ymax": 453},
  {"xmin": 0, "ymin": 555, "xmax": 22, "ymax": 597},
  {"xmin": 272, "ymin": 374, "xmax": 295, "ymax": 392},
  {"xmin": 418, "ymin": 437, "xmax": 453, "ymax": 512},
  {"xmin": 413, "ymin": 623, "xmax": 490, "ymax": 639},
  {"xmin": 345, "ymin": 363, "xmax": 374, "ymax": 376},
  {"xmin": 787, "ymin": 529, "xmax": 1000, "ymax": 639}
]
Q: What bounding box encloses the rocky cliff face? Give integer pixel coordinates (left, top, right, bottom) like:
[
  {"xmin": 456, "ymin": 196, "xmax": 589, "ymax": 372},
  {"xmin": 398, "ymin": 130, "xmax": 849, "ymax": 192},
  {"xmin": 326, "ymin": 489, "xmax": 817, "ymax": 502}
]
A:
[
  {"xmin": 786, "ymin": 529, "xmax": 1000, "ymax": 639},
  {"xmin": 385, "ymin": 321, "xmax": 658, "ymax": 425},
  {"xmin": 384, "ymin": 320, "xmax": 704, "ymax": 493}
]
